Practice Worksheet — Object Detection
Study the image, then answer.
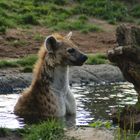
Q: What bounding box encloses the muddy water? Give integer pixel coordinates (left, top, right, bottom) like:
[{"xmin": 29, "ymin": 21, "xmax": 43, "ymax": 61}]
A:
[{"xmin": 0, "ymin": 82, "xmax": 137, "ymax": 128}]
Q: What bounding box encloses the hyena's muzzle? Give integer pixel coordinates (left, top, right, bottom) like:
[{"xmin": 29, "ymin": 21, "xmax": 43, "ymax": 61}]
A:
[{"xmin": 67, "ymin": 48, "xmax": 88, "ymax": 66}]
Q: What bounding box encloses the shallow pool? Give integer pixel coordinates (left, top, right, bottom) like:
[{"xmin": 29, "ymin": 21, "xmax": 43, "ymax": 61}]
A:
[{"xmin": 0, "ymin": 82, "xmax": 137, "ymax": 128}]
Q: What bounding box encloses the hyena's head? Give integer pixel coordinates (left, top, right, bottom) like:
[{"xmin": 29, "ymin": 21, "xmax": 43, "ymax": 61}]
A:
[{"xmin": 44, "ymin": 32, "xmax": 88, "ymax": 67}]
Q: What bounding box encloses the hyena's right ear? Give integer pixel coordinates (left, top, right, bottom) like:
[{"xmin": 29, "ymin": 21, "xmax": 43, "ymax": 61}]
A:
[{"xmin": 45, "ymin": 36, "xmax": 57, "ymax": 54}]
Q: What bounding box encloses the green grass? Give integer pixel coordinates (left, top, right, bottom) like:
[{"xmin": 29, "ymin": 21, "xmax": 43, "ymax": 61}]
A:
[
  {"xmin": 0, "ymin": 0, "xmax": 139, "ymax": 33},
  {"xmin": 19, "ymin": 13, "xmax": 39, "ymax": 25},
  {"xmin": 86, "ymin": 53, "xmax": 109, "ymax": 65},
  {"xmin": 0, "ymin": 60, "xmax": 18, "ymax": 68},
  {"xmin": 0, "ymin": 127, "xmax": 10, "ymax": 137},
  {"xmin": 0, "ymin": 55, "xmax": 37, "ymax": 72},
  {"xmin": 71, "ymin": 0, "xmax": 129, "ymax": 23},
  {"xmin": 9, "ymin": 40, "xmax": 29, "ymax": 47},
  {"xmin": 0, "ymin": 53, "xmax": 108, "ymax": 71},
  {"xmin": 89, "ymin": 120, "xmax": 112, "ymax": 129},
  {"xmin": 0, "ymin": 26, "xmax": 6, "ymax": 34},
  {"xmin": 33, "ymin": 33, "xmax": 44, "ymax": 41},
  {"xmin": 23, "ymin": 120, "xmax": 65, "ymax": 140},
  {"xmin": 114, "ymin": 128, "xmax": 140, "ymax": 140},
  {"xmin": 130, "ymin": 5, "xmax": 140, "ymax": 18},
  {"xmin": 0, "ymin": 53, "xmax": 109, "ymax": 71},
  {"xmin": 89, "ymin": 120, "xmax": 140, "ymax": 140},
  {"xmin": 0, "ymin": 120, "xmax": 72, "ymax": 140},
  {"xmin": 16, "ymin": 55, "xmax": 37, "ymax": 67},
  {"xmin": 52, "ymin": 19, "xmax": 102, "ymax": 33}
]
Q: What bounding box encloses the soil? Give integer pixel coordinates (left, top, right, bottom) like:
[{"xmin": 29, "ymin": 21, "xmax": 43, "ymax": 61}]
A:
[
  {"xmin": 66, "ymin": 127, "xmax": 114, "ymax": 140},
  {"xmin": 0, "ymin": 19, "xmax": 117, "ymax": 58}
]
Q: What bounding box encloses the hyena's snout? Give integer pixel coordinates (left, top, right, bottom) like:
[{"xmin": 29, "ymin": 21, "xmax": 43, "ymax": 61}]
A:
[
  {"xmin": 67, "ymin": 47, "xmax": 88, "ymax": 66},
  {"xmin": 78, "ymin": 53, "xmax": 88, "ymax": 65},
  {"xmin": 73, "ymin": 52, "xmax": 88, "ymax": 66}
]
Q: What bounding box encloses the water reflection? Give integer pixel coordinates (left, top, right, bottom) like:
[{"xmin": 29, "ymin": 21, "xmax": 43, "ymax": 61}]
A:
[
  {"xmin": 74, "ymin": 82, "xmax": 137, "ymax": 125},
  {"xmin": 0, "ymin": 82, "xmax": 138, "ymax": 128}
]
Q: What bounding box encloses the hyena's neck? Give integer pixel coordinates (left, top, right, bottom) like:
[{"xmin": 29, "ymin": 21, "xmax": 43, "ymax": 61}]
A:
[
  {"xmin": 33, "ymin": 61, "xmax": 70, "ymax": 95},
  {"xmin": 51, "ymin": 65, "xmax": 69, "ymax": 94}
]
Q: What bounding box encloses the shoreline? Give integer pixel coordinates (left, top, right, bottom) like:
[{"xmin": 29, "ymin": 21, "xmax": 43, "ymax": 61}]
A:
[{"xmin": 0, "ymin": 64, "xmax": 124, "ymax": 94}]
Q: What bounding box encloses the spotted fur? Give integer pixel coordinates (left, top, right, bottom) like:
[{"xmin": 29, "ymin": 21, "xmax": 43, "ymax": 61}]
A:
[{"xmin": 14, "ymin": 32, "xmax": 87, "ymax": 118}]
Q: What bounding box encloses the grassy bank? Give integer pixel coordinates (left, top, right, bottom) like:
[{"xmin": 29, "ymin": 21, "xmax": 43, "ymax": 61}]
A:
[
  {"xmin": 0, "ymin": 55, "xmax": 37, "ymax": 72},
  {"xmin": 0, "ymin": 53, "xmax": 108, "ymax": 72},
  {"xmin": 0, "ymin": 120, "xmax": 73, "ymax": 140},
  {"xmin": 86, "ymin": 53, "xmax": 108, "ymax": 65},
  {"xmin": 0, "ymin": 0, "xmax": 140, "ymax": 34}
]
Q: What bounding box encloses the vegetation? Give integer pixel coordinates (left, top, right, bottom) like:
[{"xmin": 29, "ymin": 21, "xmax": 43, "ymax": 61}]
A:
[
  {"xmin": 86, "ymin": 53, "xmax": 108, "ymax": 65},
  {"xmin": 52, "ymin": 20, "xmax": 102, "ymax": 33},
  {"xmin": 0, "ymin": 53, "xmax": 109, "ymax": 71},
  {"xmin": 89, "ymin": 120, "xmax": 112, "ymax": 129},
  {"xmin": 0, "ymin": 120, "xmax": 72, "ymax": 140},
  {"xmin": 0, "ymin": 0, "xmax": 139, "ymax": 32},
  {"xmin": 0, "ymin": 127, "xmax": 10, "ymax": 137},
  {"xmin": 89, "ymin": 120, "xmax": 140, "ymax": 140},
  {"xmin": 23, "ymin": 120, "xmax": 65, "ymax": 140},
  {"xmin": 114, "ymin": 128, "xmax": 140, "ymax": 140},
  {"xmin": 0, "ymin": 55, "xmax": 37, "ymax": 72}
]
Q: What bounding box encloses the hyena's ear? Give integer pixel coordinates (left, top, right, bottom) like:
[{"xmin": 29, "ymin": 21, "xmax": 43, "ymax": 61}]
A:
[
  {"xmin": 45, "ymin": 36, "xmax": 57, "ymax": 54},
  {"xmin": 65, "ymin": 32, "xmax": 72, "ymax": 40}
]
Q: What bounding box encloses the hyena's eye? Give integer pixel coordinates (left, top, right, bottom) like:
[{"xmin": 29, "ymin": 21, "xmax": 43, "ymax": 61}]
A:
[{"xmin": 67, "ymin": 48, "xmax": 75, "ymax": 53}]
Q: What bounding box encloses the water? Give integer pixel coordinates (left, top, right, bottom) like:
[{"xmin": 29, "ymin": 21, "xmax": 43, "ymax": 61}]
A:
[{"xmin": 0, "ymin": 82, "xmax": 138, "ymax": 128}]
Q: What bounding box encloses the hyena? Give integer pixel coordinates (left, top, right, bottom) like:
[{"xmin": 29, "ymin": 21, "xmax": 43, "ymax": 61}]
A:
[{"xmin": 14, "ymin": 32, "xmax": 87, "ymax": 118}]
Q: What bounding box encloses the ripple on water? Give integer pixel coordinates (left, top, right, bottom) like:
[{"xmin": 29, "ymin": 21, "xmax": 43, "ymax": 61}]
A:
[{"xmin": 0, "ymin": 82, "xmax": 138, "ymax": 128}]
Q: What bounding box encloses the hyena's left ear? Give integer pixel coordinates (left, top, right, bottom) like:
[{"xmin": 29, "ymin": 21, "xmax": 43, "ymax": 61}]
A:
[
  {"xmin": 65, "ymin": 32, "xmax": 72, "ymax": 40},
  {"xmin": 45, "ymin": 36, "xmax": 57, "ymax": 54}
]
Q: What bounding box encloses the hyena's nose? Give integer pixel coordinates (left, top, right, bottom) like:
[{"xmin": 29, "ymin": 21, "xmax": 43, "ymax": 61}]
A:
[{"xmin": 81, "ymin": 54, "xmax": 88, "ymax": 62}]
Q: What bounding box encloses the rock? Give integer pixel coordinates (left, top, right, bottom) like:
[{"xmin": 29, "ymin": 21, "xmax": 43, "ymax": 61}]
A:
[
  {"xmin": 108, "ymin": 24, "xmax": 140, "ymax": 131},
  {"xmin": 69, "ymin": 64, "xmax": 124, "ymax": 84},
  {"xmin": 0, "ymin": 64, "xmax": 124, "ymax": 94},
  {"xmin": 0, "ymin": 73, "xmax": 32, "ymax": 94}
]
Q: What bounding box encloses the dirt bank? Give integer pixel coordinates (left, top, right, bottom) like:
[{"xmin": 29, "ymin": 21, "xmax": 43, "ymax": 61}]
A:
[
  {"xmin": 66, "ymin": 127, "xmax": 114, "ymax": 140},
  {"xmin": 0, "ymin": 25, "xmax": 116, "ymax": 58}
]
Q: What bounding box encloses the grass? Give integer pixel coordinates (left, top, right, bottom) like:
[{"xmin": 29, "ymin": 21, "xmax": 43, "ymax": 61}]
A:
[
  {"xmin": 0, "ymin": 127, "xmax": 10, "ymax": 137},
  {"xmin": 0, "ymin": 120, "xmax": 72, "ymax": 140},
  {"xmin": 20, "ymin": 13, "xmax": 39, "ymax": 25},
  {"xmin": 89, "ymin": 120, "xmax": 112, "ymax": 129},
  {"xmin": 130, "ymin": 5, "xmax": 140, "ymax": 18},
  {"xmin": 0, "ymin": 55, "xmax": 37, "ymax": 72},
  {"xmin": 16, "ymin": 55, "xmax": 37, "ymax": 67},
  {"xmin": 33, "ymin": 33, "xmax": 44, "ymax": 41},
  {"xmin": 89, "ymin": 117, "xmax": 140, "ymax": 140},
  {"xmin": 0, "ymin": 26, "xmax": 6, "ymax": 34},
  {"xmin": 0, "ymin": 60, "xmax": 18, "ymax": 68},
  {"xmin": 114, "ymin": 128, "xmax": 140, "ymax": 140},
  {"xmin": 52, "ymin": 19, "xmax": 102, "ymax": 33},
  {"xmin": 23, "ymin": 120, "xmax": 65, "ymax": 140},
  {"xmin": 0, "ymin": 0, "xmax": 139, "ymax": 33},
  {"xmin": 9, "ymin": 40, "xmax": 29, "ymax": 47},
  {"xmin": 86, "ymin": 53, "xmax": 109, "ymax": 65},
  {"xmin": 71, "ymin": 0, "xmax": 129, "ymax": 23},
  {"xmin": 0, "ymin": 53, "xmax": 109, "ymax": 71}
]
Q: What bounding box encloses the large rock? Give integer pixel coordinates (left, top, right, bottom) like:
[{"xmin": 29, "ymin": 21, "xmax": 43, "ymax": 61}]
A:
[
  {"xmin": 70, "ymin": 64, "xmax": 124, "ymax": 84},
  {"xmin": 0, "ymin": 64, "xmax": 124, "ymax": 94},
  {"xmin": 108, "ymin": 25, "xmax": 140, "ymax": 131}
]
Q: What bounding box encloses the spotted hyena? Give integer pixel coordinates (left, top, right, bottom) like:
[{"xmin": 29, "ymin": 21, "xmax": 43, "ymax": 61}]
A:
[{"xmin": 14, "ymin": 32, "xmax": 87, "ymax": 118}]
